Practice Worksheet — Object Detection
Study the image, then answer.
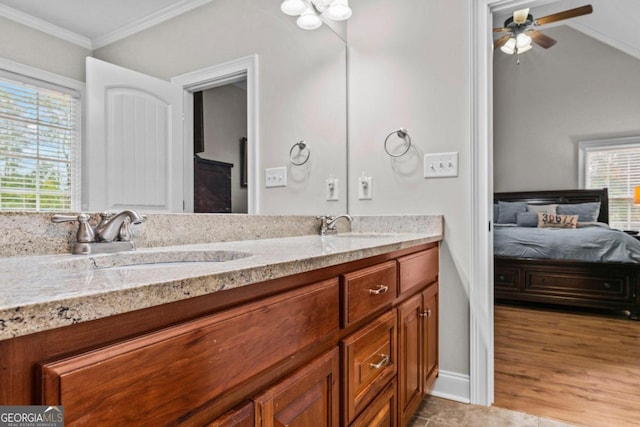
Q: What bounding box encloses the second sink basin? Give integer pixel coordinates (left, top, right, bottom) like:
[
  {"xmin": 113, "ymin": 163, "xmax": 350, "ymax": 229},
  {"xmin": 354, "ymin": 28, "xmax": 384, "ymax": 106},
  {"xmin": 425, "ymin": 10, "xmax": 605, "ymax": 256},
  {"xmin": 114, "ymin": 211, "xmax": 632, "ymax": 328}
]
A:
[{"xmin": 92, "ymin": 249, "xmax": 252, "ymax": 270}]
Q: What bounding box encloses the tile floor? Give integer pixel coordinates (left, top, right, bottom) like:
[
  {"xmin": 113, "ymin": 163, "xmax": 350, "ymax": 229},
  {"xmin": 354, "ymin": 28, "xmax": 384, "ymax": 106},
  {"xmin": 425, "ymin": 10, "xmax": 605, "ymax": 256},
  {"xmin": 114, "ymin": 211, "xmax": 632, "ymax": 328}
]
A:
[{"xmin": 409, "ymin": 397, "xmax": 580, "ymax": 427}]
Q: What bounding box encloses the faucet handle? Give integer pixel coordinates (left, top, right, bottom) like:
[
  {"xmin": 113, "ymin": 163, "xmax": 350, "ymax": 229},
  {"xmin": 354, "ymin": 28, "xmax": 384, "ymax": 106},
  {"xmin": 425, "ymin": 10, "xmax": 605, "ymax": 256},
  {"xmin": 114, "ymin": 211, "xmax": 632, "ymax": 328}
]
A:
[{"xmin": 51, "ymin": 213, "xmax": 95, "ymax": 243}]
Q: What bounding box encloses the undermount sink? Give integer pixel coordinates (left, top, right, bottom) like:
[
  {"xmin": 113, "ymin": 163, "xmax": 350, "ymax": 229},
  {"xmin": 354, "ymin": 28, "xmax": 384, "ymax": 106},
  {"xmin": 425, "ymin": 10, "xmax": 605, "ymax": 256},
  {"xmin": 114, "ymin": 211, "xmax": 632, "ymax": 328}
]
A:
[
  {"xmin": 327, "ymin": 233, "xmax": 397, "ymax": 238},
  {"xmin": 93, "ymin": 249, "xmax": 252, "ymax": 270}
]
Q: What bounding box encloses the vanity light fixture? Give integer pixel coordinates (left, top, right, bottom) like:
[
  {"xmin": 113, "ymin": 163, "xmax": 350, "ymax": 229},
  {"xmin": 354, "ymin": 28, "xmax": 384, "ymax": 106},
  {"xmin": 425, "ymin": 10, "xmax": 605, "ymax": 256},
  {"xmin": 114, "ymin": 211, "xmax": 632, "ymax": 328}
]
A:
[{"xmin": 281, "ymin": 0, "xmax": 352, "ymax": 30}]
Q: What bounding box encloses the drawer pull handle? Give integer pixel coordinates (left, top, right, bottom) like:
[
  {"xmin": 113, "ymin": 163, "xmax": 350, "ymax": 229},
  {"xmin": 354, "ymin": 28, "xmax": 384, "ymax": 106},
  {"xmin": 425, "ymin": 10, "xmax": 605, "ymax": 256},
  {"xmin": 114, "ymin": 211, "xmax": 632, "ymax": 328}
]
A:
[
  {"xmin": 368, "ymin": 285, "xmax": 389, "ymax": 295},
  {"xmin": 369, "ymin": 354, "xmax": 390, "ymax": 369},
  {"xmin": 419, "ymin": 309, "xmax": 431, "ymax": 318},
  {"xmin": 604, "ymin": 282, "xmax": 611, "ymax": 289}
]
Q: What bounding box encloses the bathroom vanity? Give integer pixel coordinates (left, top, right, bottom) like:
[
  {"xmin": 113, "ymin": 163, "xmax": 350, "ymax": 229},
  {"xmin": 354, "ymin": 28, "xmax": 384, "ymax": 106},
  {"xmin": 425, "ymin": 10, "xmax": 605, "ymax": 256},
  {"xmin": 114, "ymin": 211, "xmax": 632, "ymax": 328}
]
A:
[{"xmin": 0, "ymin": 218, "xmax": 441, "ymax": 427}]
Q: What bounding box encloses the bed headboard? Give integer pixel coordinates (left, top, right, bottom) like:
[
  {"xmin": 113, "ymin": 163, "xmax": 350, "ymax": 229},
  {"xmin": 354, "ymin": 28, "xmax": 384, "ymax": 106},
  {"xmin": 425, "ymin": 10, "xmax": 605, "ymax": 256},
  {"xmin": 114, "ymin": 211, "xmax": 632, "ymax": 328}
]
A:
[{"xmin": 494, "ymin": 188, "xmax": 609, "ymax": 224}]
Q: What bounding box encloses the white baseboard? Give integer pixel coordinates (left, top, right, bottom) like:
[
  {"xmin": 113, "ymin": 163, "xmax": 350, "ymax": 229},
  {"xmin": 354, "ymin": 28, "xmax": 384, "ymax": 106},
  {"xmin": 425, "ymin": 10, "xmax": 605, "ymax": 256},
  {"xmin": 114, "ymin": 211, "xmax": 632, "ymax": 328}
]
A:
[{"xmin": 430, "ymin": 370, "xmax": 471, "ymax": 404}]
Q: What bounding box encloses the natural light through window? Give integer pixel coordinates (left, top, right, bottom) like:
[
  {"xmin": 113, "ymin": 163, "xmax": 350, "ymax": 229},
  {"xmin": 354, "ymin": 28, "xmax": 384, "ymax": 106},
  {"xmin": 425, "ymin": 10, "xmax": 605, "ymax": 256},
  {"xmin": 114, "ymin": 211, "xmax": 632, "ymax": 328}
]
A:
[
  {"xmin": 581, "ymin": 137, "xmax": 640, "ymax": 230},
  {"xmin": 0, "ymin": 73, "xmax": 80, "ymax": 212}
]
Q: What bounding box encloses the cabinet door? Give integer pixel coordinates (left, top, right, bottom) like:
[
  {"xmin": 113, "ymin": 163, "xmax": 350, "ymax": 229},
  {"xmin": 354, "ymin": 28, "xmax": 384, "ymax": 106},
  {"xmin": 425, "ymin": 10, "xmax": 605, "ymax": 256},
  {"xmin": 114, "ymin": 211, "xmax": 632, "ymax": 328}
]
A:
[
  {"xmin": 397, "ymin": 293, "xmax": 423, "ymax": 427},
  {"xmin": 253, "ymin": 348, "xmax": 339, "ymax": 427},
  {"xmin": 422, "ymin": 283, "xmax": 439, "ymax": 392}
]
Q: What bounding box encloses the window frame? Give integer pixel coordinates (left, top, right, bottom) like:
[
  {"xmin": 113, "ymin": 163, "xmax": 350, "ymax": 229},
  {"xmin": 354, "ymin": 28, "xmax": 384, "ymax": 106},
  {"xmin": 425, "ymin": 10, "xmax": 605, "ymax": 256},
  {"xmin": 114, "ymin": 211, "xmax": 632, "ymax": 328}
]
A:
[
  {"xmin": 0, "ymin": 57, "xmax": 85, "ymax": 212},
  {"xmin": 579, "ymin": 135, "xmax": 640, "ymax": 229}
]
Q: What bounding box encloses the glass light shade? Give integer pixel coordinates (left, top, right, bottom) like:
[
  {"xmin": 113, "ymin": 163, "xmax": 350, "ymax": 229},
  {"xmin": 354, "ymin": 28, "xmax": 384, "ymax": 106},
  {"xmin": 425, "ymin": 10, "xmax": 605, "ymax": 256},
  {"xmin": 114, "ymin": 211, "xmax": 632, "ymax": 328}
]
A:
[
  {"xmin": 281, "ymin": 0, "xmax": 306, "ymax": 16},
  {"xmin": 500, "ymin": 38, "xmax": 516, "ymax": 55},
  {"xmin": 312, "ymin": 0, "xmax": 333, "ymax": 8},
  {"xmin": 517, "ymin": 44, "xmax": 533, "ymax": 53},
  {"xmin": 516, "ymin": 33, "xmax": 532, "ymax": 49},
  {"xmin": 297, "ymin": 6, "xmax": 322, "ymax": 30},
  {"xmin": 325, "ymin": 0, "xmax": 352, "ymax": 20}
]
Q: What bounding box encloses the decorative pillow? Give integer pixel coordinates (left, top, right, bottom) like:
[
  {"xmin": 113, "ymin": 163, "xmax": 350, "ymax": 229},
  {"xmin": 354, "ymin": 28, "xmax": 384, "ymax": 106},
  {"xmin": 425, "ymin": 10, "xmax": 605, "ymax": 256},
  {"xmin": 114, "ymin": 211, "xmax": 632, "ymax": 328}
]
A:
[
  {"xmin": 537, "ymin": 212, "xmax": 578, "ymax": 229},
  {"xmin": 497, "ymin": 201, "xmax": 527, "ymax": 224},
  {"xmin": 556, "ymin": 202, "xmax": 601, "ymax": 222},
  {"xmin": 516, "ymin": 212, "xmax": 538, "ymax": 227},
  {"xmin": 527, "ymin": 204, "xmax": 557, "ymax": 215}
]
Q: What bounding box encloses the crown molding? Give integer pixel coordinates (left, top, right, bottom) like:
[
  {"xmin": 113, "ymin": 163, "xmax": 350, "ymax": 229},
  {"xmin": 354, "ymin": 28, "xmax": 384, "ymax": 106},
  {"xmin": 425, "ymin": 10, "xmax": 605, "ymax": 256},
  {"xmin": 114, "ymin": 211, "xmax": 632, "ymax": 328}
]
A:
[
  {"xmin": 92, "ymin": 0, "xmax": 213, "ymax": 50},
  {"xmin": 0, "ymin": 3, "xmax": 91, "ymax": 50},
  {"xmin": 568, "ymin": 21, "xmax": 640, "ymax": 61},
  {"xmin": 0, "ymin": 0, "xmax": 213, "ymax": 51}
]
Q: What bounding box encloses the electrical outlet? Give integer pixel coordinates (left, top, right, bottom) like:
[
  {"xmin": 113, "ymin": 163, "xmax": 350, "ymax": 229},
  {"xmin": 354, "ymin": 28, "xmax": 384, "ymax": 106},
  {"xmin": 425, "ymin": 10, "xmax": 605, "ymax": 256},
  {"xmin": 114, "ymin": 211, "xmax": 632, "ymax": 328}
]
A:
[
  {"xmin": 358, "ymin": 175, "xmax": 372, "ymax": 200},
  {"xmin": 326, "ymin": 178, "xmax": 339, "ymax": 201},
  {"xmin": 265, "ymin": 167, "xmax": 287, "ymax": 187},
  {"xmin": 424, "ymin": 152, "xmax": 459, "ymax": 178}
]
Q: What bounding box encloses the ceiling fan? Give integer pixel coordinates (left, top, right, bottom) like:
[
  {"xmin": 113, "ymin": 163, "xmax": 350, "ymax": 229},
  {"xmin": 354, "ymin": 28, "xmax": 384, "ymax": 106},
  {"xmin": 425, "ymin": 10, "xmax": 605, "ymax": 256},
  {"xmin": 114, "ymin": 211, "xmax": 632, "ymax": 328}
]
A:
[{"xmin": 493, "ymin": 4, "xmax": 593, "ymax": 59}]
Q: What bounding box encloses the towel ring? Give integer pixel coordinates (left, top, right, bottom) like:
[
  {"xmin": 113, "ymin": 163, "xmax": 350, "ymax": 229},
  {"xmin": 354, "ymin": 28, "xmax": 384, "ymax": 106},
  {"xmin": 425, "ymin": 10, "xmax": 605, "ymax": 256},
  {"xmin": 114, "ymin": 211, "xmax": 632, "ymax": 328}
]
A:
[
  {"xmin": 384, "ymin": 128, "xmax": 412, "ymax": 157},
  {"xmin": 289, "ymin": 140, "xmax": 311, "ymax": 166}
]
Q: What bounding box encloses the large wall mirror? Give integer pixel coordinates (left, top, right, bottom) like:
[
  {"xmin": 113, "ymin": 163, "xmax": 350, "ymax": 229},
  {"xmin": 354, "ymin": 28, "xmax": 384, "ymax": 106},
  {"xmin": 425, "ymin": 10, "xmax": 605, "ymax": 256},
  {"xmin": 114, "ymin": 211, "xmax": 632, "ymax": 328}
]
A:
[{"xmin": 0, "ymin": 0, "xmax": 348, "ymax": 215}]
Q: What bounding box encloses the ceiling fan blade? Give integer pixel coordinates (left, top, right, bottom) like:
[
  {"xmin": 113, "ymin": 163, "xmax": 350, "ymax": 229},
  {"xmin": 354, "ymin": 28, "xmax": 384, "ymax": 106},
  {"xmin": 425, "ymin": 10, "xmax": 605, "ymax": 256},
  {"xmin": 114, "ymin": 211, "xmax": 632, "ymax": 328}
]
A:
[
  {"xmin": 534, "ymin": 5, "xmax": 593, "ymax": 26},
  {"xmin": 493, "ymin": 27, "xmax": 510, "ymax": 33},
  {"xmin": 528, "ymin": 29, "xmax": 557, "ymax": 49},
  {"xmin": 513, "ymin": 8, "xmax": 530, "ymax": 24},
  {"xmin": 494, "ymin": 35, "xmax": 511, "ymax": 49}
]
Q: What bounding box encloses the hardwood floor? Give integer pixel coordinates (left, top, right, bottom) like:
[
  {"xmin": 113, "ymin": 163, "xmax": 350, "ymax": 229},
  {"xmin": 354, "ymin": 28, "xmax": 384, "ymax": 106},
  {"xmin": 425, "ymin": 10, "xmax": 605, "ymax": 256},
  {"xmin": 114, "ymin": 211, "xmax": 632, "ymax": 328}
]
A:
[{"xmin": 494, "ymin": 304, "xmax": 640, "ymax": 427}]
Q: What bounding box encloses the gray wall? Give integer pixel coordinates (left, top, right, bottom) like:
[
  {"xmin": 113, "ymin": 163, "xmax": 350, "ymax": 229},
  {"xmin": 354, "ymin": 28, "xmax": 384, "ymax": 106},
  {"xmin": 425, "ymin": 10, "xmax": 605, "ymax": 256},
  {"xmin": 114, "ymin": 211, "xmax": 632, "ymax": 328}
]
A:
[
  {"xmin": 494, "ymin": 26, "xmax": 640, "ymax": 192},
  {"xmin": 0, "ymin": 16, "xmax": 89, "ymax": 81},
  {"xmin": 202, "ymin": 84, "xmax": 248, "ymax": 213},
  {"xmin": 93, "ymin": 0, "xmax": 347, "ymax": 215},
  {"xmin": 348, "ymin": 0, "xmax": 471, "ymax": 385}
]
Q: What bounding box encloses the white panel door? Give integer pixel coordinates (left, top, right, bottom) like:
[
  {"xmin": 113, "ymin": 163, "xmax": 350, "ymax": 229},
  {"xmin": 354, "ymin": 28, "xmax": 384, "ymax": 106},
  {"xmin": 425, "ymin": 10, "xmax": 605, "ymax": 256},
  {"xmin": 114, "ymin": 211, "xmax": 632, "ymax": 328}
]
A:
[{"xmin": 85, "ymin": 57, "xmax": 183, "ymax": 212}]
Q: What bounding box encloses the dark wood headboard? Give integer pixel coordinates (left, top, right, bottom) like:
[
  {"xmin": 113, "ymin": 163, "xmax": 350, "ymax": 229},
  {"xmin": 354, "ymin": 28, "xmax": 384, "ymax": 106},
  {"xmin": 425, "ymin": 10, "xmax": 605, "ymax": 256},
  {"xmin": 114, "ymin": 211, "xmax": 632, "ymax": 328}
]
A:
[{"xmin": 494, "ymin": 188, "xmax": 609, "ymax": 224}]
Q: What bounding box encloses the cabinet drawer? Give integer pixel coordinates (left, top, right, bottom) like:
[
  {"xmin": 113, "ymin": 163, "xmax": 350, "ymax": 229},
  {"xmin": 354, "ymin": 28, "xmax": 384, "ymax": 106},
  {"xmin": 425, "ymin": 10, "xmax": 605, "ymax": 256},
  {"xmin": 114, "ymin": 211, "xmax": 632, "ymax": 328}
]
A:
[
  {"xmin": 39, "ymin": 279, "xmax": 339, "ymax": 426},
  {"xmin": 342, "ymin": 310, "xmax": 397, "ymax": 425},
  {"xmin": 342, "ymin": 260, "xmax": 397, "ymax": 327},
  {"xmin": 349, "ymin": 379, "xmax": 397, "ymax": 427},
  {"xmin": 525, "ymin": 271, "xmax": 633, "ymax": 302},
  {"xmin": 398, "ymin": 247, "xmax": 438, "ymax": 295},
  {"xmin": 495, "ymin": 268, "xmax": 520, "ymax": 292}
]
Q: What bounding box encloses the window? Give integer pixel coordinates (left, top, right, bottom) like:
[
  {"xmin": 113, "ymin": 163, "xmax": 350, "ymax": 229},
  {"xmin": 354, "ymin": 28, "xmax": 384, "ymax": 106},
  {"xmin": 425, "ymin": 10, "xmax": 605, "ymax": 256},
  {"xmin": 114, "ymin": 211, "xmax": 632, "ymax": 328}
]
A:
[
  {"xmin": 580, "ymin": 137, "xmax": 640, "ymax": 230},
  {"xmin": 0, "ymin": 66, "xmax": 81, "ymax": 212}
]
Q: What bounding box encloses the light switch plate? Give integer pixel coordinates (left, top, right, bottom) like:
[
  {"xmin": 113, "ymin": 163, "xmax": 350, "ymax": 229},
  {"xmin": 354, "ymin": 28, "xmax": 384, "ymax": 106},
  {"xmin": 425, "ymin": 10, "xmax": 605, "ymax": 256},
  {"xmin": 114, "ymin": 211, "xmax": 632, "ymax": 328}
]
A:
[
  {"xmin": 326, "ymin": 178, "xmax": 339, "ymax": 201},
  {"xmin": 424, "ymin": 152, "xmax": 459, "ymax": 178},
  {"xmin": 265, "ymin": 167, "xmax": 287, "ymax": 187},
  {"xmin": 358, "ymin": 176, "xmax": 372, "ymax": 199}
]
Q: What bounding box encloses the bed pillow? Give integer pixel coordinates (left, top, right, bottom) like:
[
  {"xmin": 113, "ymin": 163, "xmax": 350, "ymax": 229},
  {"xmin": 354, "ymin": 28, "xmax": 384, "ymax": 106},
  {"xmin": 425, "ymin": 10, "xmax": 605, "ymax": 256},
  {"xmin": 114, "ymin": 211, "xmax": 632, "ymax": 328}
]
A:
[
  {"xmin": 527, "ymin": 204, "xmax": 557, "ymax": 215},
  {"xmin": 516, "ymin": 212, "xmax": 539, "ymax": 227},
  {"xmin": 556, "ymin": 202, "xmax": 601, "ymax": 222},
  {"xmin": 497, "ymin": 201, "xmax": 527, "ymax": 224},
  {"xmin": 537, "ymin": 212, "xmax": 579, "ymax": 229},
  {"xmin": 493, "ymin": 204, "xmax": 499, "ymax": 223}
]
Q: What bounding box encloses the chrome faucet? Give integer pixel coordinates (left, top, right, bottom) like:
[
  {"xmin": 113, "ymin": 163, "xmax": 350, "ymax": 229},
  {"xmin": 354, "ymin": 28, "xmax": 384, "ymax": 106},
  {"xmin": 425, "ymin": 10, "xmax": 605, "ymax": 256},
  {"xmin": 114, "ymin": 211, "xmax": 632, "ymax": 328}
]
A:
[
  {"xmin": 317, "ymin": 214, "xmax": 353, "ymax": 236},
  {"xmin": 94, "ymin": 210, "xmax": 144, "ymax": 242},
  {"xmin": 52, "ymin": 209, "xmax": 144, "ymax": 254}
]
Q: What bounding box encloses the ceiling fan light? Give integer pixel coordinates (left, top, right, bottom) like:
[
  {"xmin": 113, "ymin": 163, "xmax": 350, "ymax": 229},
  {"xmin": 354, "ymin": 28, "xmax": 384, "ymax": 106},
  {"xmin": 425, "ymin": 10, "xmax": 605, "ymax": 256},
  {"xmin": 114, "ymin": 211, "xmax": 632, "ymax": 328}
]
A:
[
  {"xmin": 297, "ymin": 6, "xmax": 322, "ymax": 30},
  {"xmin": 518, "ymin": 44, "xmax": 533, "ymax": 54},
  {"xmin": 500, "ymin": 37, "xmax": 516, "ymax": 55},
  {"xmin": 312, "ymin": 0, "xmax": 333, "ymax": 8},
  {"xmin": 516, "ymin": 33, "xmax": 532, "ymax": 49},
  {"xmin": 281, "ymin": 0, "xmax": 306, "ymax": 16},
  {"xmin": 326, "ymin": 0, "xmax": 352, "ymax": 21}
]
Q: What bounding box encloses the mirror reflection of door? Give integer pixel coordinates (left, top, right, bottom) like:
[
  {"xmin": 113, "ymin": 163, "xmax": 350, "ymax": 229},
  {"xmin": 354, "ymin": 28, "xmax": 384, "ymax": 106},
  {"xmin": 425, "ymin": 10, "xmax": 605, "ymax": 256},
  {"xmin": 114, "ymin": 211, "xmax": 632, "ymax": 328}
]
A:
[{"xmin": 193, "ymin": 79, "xmax": 248, "ymax": 213}]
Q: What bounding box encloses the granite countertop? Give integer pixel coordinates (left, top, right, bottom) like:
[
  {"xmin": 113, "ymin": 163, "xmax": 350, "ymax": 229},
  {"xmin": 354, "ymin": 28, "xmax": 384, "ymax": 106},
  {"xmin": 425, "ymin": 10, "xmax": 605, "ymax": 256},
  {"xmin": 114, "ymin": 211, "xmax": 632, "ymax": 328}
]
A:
[{"xmin": 0, "ymin": 231, "xmax": 442, "ymax": 341}]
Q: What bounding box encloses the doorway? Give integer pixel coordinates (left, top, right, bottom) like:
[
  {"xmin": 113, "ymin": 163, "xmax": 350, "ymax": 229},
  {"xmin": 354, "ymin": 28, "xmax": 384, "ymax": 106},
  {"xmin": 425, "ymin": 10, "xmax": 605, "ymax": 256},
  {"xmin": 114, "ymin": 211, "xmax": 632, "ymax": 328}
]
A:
[
  {"xmin": 193, "ymin": 81, "xmax": 248, "ymax": 213},
  {"xmin": 171, "ymin": 54, "xmax": 259, "ymax": 214}
]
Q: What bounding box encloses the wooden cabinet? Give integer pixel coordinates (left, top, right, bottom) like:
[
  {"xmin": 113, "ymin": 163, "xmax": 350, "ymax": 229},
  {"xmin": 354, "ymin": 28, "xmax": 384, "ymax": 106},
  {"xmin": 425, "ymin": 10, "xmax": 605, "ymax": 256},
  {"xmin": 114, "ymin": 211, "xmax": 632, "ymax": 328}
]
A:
[
  {"xmin": 397, "ymin": 249, "xmax": 439, "ymax": 427},
  {"xmin": 1, "ymin": 243, "xmax": 439, "ymax": 427},
  {"xmin": 253, "ymin": 348, "xmax": 339, "ymax": 427},
  {"xmin": 342, "ymin": 310, "xmax": 397, "ymax": 425}
]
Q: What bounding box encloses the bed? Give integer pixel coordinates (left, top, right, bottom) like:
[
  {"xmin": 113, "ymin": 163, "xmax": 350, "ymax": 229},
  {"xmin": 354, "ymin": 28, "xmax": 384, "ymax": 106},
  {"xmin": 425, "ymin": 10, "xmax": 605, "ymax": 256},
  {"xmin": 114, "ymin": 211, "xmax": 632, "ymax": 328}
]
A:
[{"xmin": 494, "ymin": 188, "xmax": 640, "ymax": 320}]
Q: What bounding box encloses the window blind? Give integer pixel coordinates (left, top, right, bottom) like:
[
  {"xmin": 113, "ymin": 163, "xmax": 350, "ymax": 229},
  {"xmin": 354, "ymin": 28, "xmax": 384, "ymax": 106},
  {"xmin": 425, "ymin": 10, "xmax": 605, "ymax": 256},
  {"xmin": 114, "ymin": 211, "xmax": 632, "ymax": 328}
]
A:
[
  {"xmin": 0, "ymin": 74, "xmax": 80, "ymax": 212},
  {"xmin": 585, "ymin": 144, "xmax": 640, "ymax": 230}
]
